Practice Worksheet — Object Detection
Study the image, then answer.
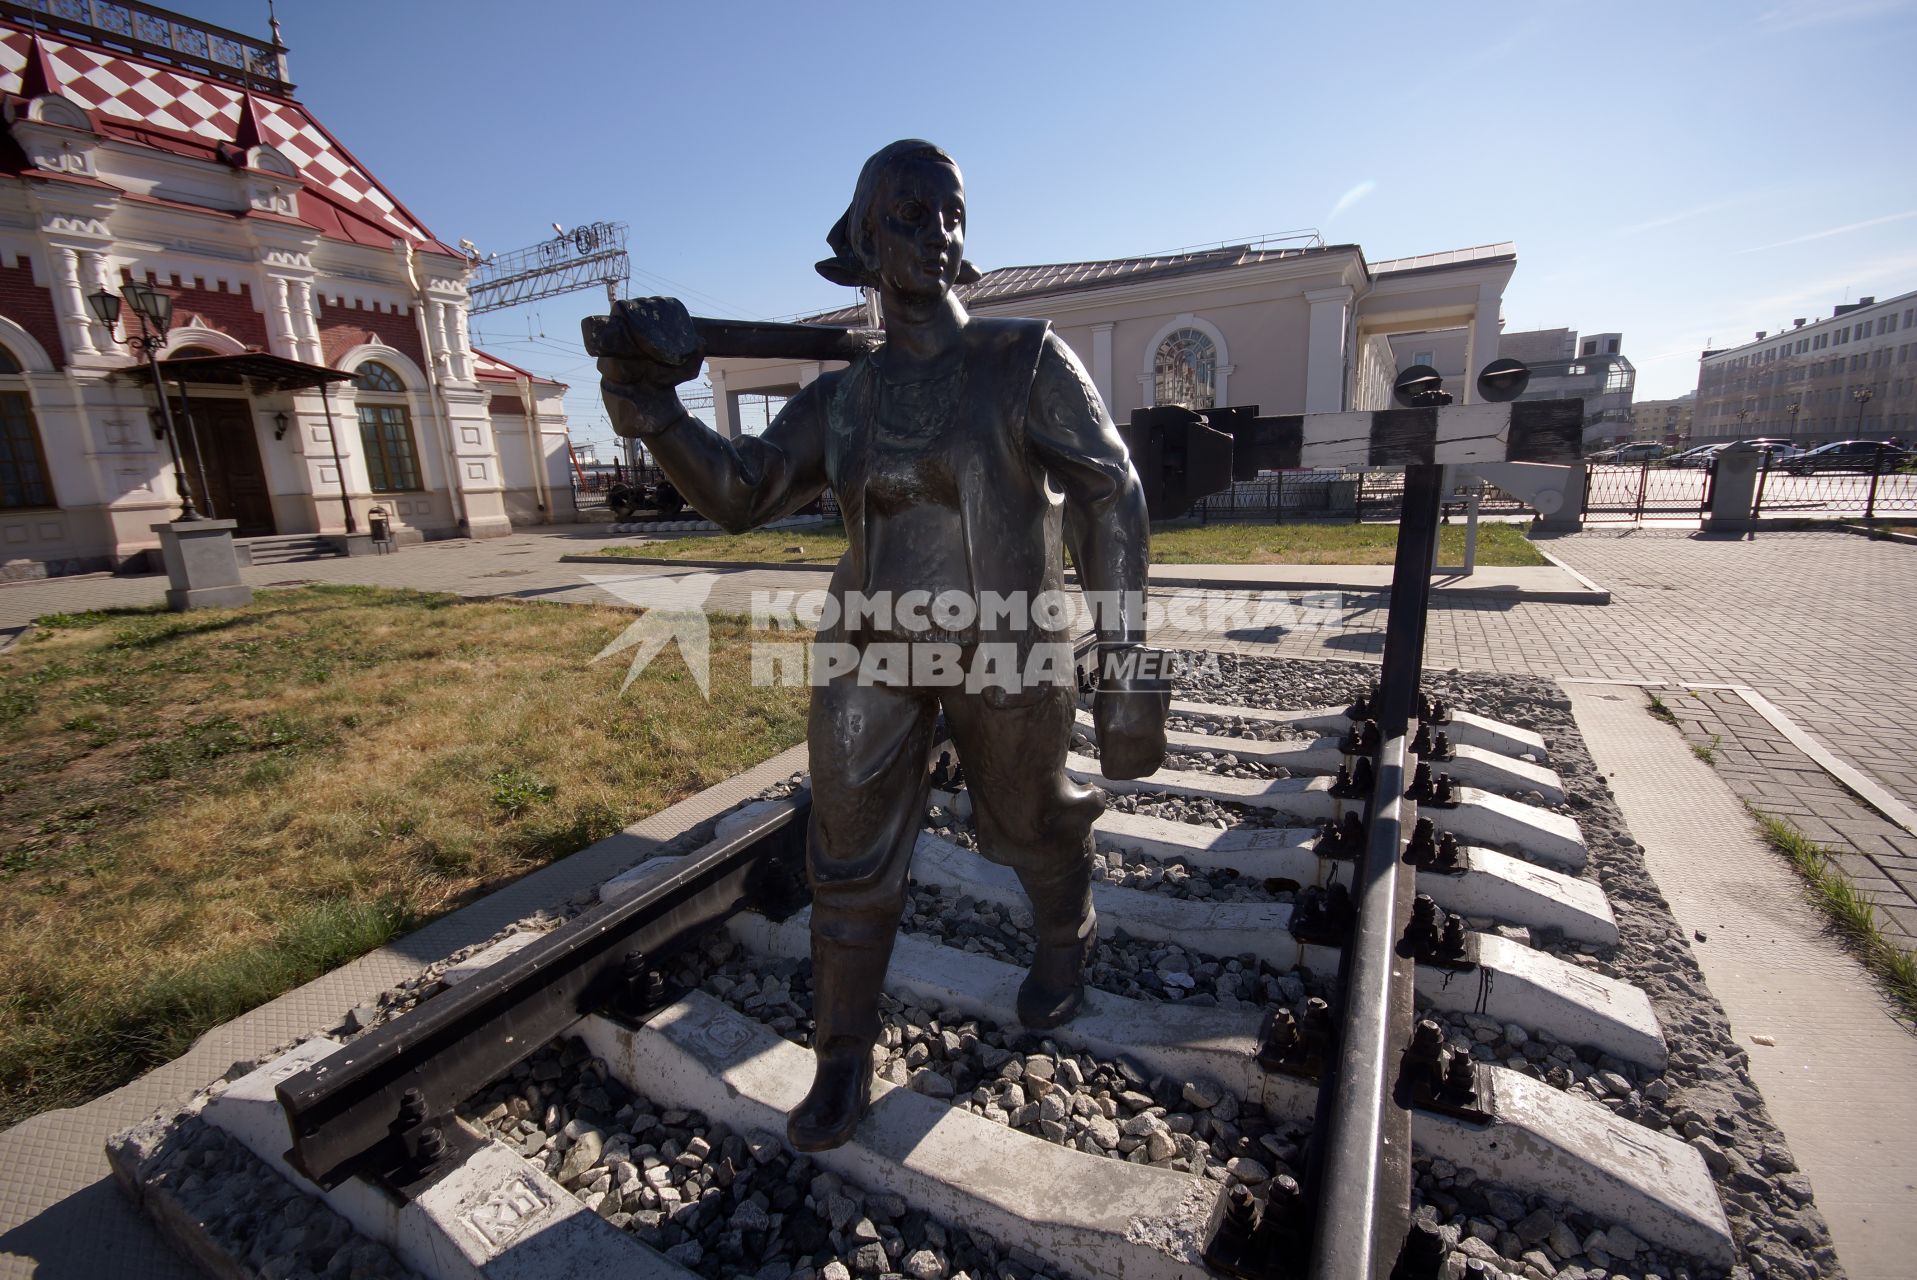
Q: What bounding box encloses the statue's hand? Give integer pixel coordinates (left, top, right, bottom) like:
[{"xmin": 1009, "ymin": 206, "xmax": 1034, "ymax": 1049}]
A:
[
  {"xmin": 1093, "ymin": 646, "xmax": 1170, "ymax": 781},
  {"xmin": 594, "ymin": 297, "xmax": 705, "ymax": 438}
]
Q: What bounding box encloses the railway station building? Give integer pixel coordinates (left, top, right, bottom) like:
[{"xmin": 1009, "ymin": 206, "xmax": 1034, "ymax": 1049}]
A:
[
  {"xmin": 704, "ymin": 240, "xmax": 1518, "ymax": 440},
  {"xmin": 0, "ymin": 3, "xmax": 574, "ymax": 578}
]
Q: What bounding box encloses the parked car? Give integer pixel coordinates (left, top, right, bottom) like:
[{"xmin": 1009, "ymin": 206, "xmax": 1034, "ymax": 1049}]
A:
[
  {"xmin": 1590, "ymin": 442, "xmax": 1670, "ymax": 464},
  {"xmin": 1779, "ymin": 440, "xmax": 1914, "ymax": 474},
  {"xmin": 1727, "ymin": 437, "xmax": 1806, "ymax": 462},
  {"xmin": 1664, "ymin": 444, "xmax": 1727, "ymax": 468}
]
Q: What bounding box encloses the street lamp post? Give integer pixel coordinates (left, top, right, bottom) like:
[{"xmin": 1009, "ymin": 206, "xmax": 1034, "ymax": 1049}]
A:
[
  {"xmin": 88, "ymin": 282, "xmax": 198, "ymax": 521},
  {"xmin": 309, "ymin": 293, "xmax": 358, "ymax": 534},
  {"xmin": 1852, "ymin": 385, "xmax": 1874, "ymax": 436},
  {"xmin": 1786, "ymin": 401, "xmax": 1800, "ymax": 439}
]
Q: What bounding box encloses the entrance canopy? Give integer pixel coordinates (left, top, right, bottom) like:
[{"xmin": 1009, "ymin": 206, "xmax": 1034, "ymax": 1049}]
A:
[{"xmin": 120, "ymin": 352, "xmax": 358, "ymax": 392}]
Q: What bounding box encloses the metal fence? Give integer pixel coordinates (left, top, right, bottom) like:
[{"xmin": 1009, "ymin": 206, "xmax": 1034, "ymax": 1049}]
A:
[
  {"xmin": 1187, "ymin": 470, "xmax": 1533, "ymax": 523},
  {"xmin": 1580, "ymin": 462, "xmax": 1710, "ymax": 523},
  {"xmin": 1752, "ymin": 454, "xmax": 1917, "ymax": 522}
]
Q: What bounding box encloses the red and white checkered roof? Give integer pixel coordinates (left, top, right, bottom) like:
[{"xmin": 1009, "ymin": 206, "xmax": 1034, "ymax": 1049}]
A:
[{"xmin": 0, "ymin": 28, "xmax": 431, "ymax": 244}]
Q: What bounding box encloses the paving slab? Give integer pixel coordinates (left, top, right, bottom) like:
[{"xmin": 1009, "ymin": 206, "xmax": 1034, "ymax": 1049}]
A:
[{"xmin": 1568, "ymin": 681, "xmax": 1917, "ymax": 1280}]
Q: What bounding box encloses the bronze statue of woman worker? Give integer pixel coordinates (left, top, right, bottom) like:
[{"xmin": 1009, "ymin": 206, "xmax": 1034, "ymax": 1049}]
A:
[{"xmin": 596, "ymin": 139, "xmax": 1168, "ymax": 1151}]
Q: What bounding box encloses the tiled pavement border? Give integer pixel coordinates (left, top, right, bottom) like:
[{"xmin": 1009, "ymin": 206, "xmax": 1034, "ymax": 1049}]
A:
[
  {"xmin": 0, "ymin": 741, "xmax": 811, "ymax": 1280},
  {"xmin": 1657, "ymin": 687, "xmax": 1917, "ymax": 943}
]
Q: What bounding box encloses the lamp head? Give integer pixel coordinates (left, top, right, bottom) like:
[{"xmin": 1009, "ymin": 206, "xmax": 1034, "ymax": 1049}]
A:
[
  {"xmin": 121, "ymin": 281, "xmax": 173, "ymax": 333},
  {"xmin": 86, "ymin": 288, "xmax": 120, "ymax": 327}
]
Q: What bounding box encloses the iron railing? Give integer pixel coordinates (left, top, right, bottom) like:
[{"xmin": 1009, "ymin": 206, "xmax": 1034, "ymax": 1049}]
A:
[
  {"xmin": 1751, "ymin": 452, "xmax": 1917, "ymax": 522},
  {"xmin": 1580, "ymin": 462, "xmax": 1711, "ymax": 523}
]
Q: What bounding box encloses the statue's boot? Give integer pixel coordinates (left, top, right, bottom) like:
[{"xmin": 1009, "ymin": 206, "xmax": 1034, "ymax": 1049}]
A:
[
  {"xmin": 1015, "ymin": 851, "xmax": 1097, "ymax": 1029},
  {"xmin": 787, "ymin": 910, "xmax": 891, "ymax": 1152}
]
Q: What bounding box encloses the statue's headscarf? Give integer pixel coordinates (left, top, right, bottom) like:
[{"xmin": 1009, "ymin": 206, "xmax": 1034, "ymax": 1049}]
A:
[{"xmin": 816, "ymin": 139, "xmax": 983, "ymax": 290}]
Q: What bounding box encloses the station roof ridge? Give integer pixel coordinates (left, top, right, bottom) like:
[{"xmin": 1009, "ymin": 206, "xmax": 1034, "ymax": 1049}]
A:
[{"xmin": 799, "ymin": 236, "xmax": 1512, "ymax": 325}]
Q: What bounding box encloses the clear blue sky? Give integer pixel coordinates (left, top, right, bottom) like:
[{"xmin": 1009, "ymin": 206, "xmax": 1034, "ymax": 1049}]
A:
[{"xmin": 198, "ymin": 1, "xmax": 1916, "ymax": 454}]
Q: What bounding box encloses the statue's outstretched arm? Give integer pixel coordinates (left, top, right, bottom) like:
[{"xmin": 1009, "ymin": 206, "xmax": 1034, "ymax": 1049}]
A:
[{"xmin": 598, "ymin": 297, "xmax": 828, "ymax": 534}]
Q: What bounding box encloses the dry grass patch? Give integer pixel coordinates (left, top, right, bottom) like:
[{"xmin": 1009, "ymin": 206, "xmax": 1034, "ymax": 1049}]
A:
[
  {"xmin": 0, "ymin": 585, "xmax": 805, "ymax": 1124},
  {"xmin": 601, "ymin": 527, "xmax": 848, "ymax": 564},
  {"xmin": 601, "ymin": 519, "xmax": 1548, "ymax": 568}
]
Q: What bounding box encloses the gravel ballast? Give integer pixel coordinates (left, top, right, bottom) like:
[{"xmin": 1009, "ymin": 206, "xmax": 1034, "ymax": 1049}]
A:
[
  {"xmin": 108, "ymin": 653, "xmax": 1836, "ymax": 1280},
  {"xmin": 1163, "ymin": 653, "xmax": 1838, "ymax": 1280}
]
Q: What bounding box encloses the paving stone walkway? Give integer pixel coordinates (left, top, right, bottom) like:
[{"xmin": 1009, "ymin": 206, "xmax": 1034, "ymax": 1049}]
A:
[{"xmin": 1662, "ymin": 688, "xmax": 1917, "ymax": 942}]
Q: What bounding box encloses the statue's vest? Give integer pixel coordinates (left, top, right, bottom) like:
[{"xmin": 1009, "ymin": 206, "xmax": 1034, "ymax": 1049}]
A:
[{"xmin": 818, "ymin": 318, "xmax": 1070, "ymax": 685}]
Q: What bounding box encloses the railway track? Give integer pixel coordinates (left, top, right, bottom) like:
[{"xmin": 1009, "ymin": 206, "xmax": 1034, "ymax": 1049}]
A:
[
  {"xmin": 106, "ymin": 662, "xmax": 1735, "ymax": 1280},
  {"xmin": 106, "ymin": 488, "xmax": 1751, "ymax": 1280}
]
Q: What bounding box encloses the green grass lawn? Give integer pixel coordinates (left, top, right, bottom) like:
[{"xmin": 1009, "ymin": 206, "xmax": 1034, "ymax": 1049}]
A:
[
  {"xmin": 0, "ymin": 585, "xmax": 807, "ymax": 1125},
  {"xmin": 596, "ymin": 519, "xmax": 1548, "ymax": 568}
]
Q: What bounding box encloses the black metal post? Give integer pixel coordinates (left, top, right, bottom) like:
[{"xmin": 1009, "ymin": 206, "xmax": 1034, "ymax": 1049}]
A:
[
  {"xmin": 317, "ymin": 381, "xmax": 357, "ymax": 534},
  {"xmin": 1632, "ymin": 458, "xmax": 1649, "ymax": 524},
  {"xmin": 142, "ymin": 345, "xmax": 199, "ymax": 521},
  {"xmin": 1866, "ymin": 450, "xmax": 1882, "ymax": 524},
  {"xmin": 172, "ymin": 371, "xmax": 216, "ymax": 521},
  {"xmin": 1752, "ymin": 451, "xmax": 1772, "ymax": 521},
  {"xmin": 1306, "ymin": 462, "xmax": 1439, "ymax": 1280}
]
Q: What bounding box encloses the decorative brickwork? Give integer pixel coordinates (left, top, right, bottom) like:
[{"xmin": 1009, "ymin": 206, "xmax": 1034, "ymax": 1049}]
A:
[
  {"xmin": 320, "ymin": 300, "xmax": 425, "ymax": 372},
  {"xmin": 0, "ymin": 253, "xmax": 65, "ymax": 366},
  {"xmin": 126, "ymin": 271, "xmax": 269, "ymax": 350}
]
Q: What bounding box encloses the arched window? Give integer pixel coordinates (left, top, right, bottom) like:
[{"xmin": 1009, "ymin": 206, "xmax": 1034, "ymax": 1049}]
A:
[
  {"xmin": 0, "ymin": 343, "xmax": 52, "ymax": 510},
  {"xmin": 354, "ymin": 361, "xmax": 405, "ymax": 393},
  {"xmin": 353, "ymin": 361, "xmax": 421, "ymax": 491},
  {"xmin": 1154, "ymin": 327, "xmax": 1217, "ymax": 409}
]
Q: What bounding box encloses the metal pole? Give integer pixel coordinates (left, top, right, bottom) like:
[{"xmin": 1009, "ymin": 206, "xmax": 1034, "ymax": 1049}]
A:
[
  {"xmin": 1306, "ymin": 462, "xmax": 1438, "ymax": 1280},
  {"xmin": 1752, "ymin": 451, "xmax": 1772, "ymax": 521},
  {"xmin": 318, "ymin": 381, "xmax": 357, "ymax": 534},
  {"xmin": 143, "ymin": 346, "xmax": 199, "ymax": 521},
  {"xmin": 172, "ymin": 371, "xmax": 216, "ymax": 521},
  {"xmin": 1866, "ymin": 450, "xmax": 1882, "ymax": 524},
  {"xmin": 1633, "ymin": 458, "xmax": 1649, "ymax": 524}
]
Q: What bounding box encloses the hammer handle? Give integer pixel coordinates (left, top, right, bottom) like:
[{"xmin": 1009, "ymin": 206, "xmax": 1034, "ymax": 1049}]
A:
[{"xmin": 583, "ymin": 308, "xmax": 880, "ymax": 365}]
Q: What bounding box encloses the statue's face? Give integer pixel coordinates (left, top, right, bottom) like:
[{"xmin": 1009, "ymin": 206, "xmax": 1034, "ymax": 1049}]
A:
[{"xmin": 867, "ymin": 158, "xmax": 966, "ymax": 303}]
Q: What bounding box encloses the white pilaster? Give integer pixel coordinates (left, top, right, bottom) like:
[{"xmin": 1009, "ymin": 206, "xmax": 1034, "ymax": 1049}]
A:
[
  {"xmin": 288, "ymin": 279, "xmax": 322, "ymax": 363},
  {"xmin": 1462, "ymin": 282, "xmax": 1502, "ymax": 405},
  {"xmin": 79, "ymin": 250, "xmax": 113, "ymax": 352},
  {"xmin": 1304, "ymin": 287, "xmax": 1353, "ymax": 414},
  {"xmin": 708, "ymin": 367, "xmax": 735, "ymax": 439},
  {"xmin": 52, "ymin": 246, "xmax": 97, "ymax": 358},
  {"xmin": 1092, "ymin": 322, "xmax": 1115, "ymax": 413},
  {"xmin": 450, "ymin": 302, "xmax": 475, "ymax": 382},
  {"xmin": 265, "ymin": 275, "xmax": 298, "ymax": 359}
]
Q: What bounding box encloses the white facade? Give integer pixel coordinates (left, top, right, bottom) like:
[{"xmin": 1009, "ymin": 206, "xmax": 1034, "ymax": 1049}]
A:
[
  {"xmin": 0, "ymin": 8, "xmax": 574, "ymax": 577},
  {"xmin": 705, "ymin": 241, "xmax": 1516, "ymax": 439}
]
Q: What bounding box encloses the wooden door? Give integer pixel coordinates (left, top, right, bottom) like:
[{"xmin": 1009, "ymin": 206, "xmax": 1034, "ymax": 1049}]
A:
[{"xmin": 173, "ymin": 398, "xmax": 276, "ymax": 536}]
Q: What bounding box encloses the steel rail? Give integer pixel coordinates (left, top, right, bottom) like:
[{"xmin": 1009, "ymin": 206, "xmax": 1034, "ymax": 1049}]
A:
[
  {"xmin": 1306, "ymin": 462, "xmax": 1442, "ymax": 1280},
  {"xmin": 276, "ymin": 790, "xmax": 810, "ymax": 1189},
  {"xmin": 278, "ymin": 633, "xmax": 1102, "ymax": 1192}
]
